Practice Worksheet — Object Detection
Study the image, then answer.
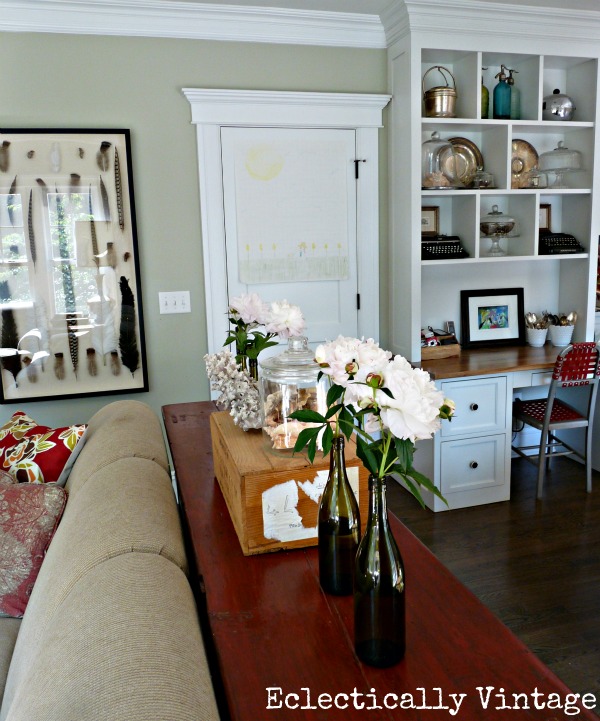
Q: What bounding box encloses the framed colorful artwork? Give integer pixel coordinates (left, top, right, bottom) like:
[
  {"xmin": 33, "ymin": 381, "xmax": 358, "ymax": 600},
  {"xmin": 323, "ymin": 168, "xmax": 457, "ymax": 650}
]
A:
[{"xmin": 460, "ymin": 287, "xmax": 525, "ymax": 348}]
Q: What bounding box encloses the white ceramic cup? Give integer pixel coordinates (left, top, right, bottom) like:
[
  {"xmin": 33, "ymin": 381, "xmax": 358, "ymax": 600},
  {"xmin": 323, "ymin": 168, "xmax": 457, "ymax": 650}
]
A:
[
  {"xmin": 548, "ymin": 324, "xmax": 574, "ymax": 347},
  {"xmin": 526, "ymin": 327, "xmax": 548, "ymax": 347}
]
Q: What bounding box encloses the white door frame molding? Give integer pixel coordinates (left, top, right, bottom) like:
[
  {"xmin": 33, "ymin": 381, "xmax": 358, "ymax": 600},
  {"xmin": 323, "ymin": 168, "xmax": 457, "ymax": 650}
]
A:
[{"xmin": 184, "ymin": 88, "xmax": 391, "ymax": 354}]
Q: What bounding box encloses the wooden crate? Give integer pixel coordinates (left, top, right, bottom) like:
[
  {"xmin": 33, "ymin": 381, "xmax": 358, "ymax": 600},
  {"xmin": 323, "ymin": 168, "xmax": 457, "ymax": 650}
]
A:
[
  {"xmin": 421, "ymin": 336, "xmax": 461, "ymax": 360},
  {"xmin": 210, "ymin": 411, "xmax": 369, "ymax": 556}
]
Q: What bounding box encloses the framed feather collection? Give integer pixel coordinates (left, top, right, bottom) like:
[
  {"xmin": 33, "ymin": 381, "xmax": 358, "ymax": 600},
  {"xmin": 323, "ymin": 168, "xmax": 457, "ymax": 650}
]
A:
[{"xmin": 0, "ymin": 129, "xmax": 148, "ymax": 402}]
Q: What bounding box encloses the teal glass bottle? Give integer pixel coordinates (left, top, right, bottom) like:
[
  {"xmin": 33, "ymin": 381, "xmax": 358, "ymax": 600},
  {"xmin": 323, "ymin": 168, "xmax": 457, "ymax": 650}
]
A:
[
  {"xmin": 354, "ymin": 475, "xmax": 405, "ymax": 667},
  {"xmin": 318, "ymin": 435, "xmax": 361, "ymax": 596},
  {"xmin": 508, "ymin": 68, "xmax": 521, "ymax": 120},
  {"xmin": 493, "ymin": 65, "xmax": 511, "ymax": 120}
]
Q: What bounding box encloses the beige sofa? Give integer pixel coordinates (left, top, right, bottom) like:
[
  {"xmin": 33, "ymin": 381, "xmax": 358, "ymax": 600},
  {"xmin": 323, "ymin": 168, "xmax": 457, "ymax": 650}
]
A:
[{"xmin": 0, "ymin": 400, "xmax": 220, "ymax": 721}]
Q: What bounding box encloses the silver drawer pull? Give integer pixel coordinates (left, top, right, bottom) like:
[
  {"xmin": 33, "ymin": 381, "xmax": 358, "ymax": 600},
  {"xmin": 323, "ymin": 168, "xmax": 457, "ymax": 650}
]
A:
[
  {"xmin": 470, "ymin": 403, "xmax": 479, "ymax": 411},
  {"xmin": 470, "ymin": 461, "xmax": 479, "ymax": 469}
]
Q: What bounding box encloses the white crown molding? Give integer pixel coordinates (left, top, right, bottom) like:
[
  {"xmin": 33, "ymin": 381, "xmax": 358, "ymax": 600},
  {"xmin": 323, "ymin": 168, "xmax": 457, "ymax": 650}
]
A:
[
  {"xmin": 382, "ymin": 0, "xmax": 600, "ymax": 47},
  {"xmin": 183, "ymin": 88, "xmax": 391, "ymax": 126},
  {"xmin": 0, "ymin": 0, "xmax": 387, "ymax": 48}
]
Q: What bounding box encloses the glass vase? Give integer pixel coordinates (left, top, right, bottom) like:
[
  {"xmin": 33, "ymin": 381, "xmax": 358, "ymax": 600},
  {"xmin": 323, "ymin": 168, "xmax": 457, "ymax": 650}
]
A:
[
  {"xmin": 354, "ymin": 474, "xmax": 405, "ymax": 667},
  {"xmin": 318, "ymin": 435, "xmax": 360, "ymax": 596}
]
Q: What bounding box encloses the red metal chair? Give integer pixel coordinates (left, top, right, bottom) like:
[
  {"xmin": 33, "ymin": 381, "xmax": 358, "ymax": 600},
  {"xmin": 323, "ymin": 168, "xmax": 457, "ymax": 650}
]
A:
[{"xmin": 512, "ymin": 342, "xmax": 600, "ymax": 499}]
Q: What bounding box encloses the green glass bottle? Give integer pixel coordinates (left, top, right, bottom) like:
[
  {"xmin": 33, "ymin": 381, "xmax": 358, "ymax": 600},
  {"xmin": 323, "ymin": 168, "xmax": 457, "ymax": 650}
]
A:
[
  {"xmin": 318, "ymin": 435, "xmax": 360, "ymax": 596},
  {"xmin": 481, "ymin": 67, "xmax": 489, "ymax": 119},
  {"xmin": 354, "ymin": 475, "xmax": 405, "ymax": 667}
]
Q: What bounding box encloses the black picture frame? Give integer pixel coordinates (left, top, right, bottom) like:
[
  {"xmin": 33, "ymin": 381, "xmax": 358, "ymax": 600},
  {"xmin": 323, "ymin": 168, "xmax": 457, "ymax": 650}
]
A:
[
  {"xmin": 460, "ymin": 287, "xmax": 525, "ymax": 349},
  {"xmin": 0, "ymin": 128, "xmax": 148, "ymax": 402}
]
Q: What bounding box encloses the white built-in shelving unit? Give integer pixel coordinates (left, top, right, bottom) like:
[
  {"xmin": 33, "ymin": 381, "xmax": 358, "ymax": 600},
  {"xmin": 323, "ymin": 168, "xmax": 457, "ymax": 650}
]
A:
[{"xmin": 386, "ymin": 2, "xmax": 600, "ymax": 362}]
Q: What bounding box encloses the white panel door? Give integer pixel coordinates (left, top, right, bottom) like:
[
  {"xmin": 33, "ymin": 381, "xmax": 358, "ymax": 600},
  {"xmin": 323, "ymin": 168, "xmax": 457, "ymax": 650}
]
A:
[{"xmin": 220, "ymin": 126, "xmax": 358, "ymax": 346}]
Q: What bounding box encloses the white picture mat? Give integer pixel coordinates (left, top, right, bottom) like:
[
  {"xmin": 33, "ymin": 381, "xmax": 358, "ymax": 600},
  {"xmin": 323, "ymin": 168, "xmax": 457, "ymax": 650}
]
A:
[{"xmin": 468, "ymin": 293, "xmax": 521, "ymax": 343}]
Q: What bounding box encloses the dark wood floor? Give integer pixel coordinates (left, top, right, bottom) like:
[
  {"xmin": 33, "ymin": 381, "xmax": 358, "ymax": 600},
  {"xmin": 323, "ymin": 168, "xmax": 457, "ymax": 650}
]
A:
[{"xmin": 387, "ymin": 457, "xmax": 600, "ymax": 708}]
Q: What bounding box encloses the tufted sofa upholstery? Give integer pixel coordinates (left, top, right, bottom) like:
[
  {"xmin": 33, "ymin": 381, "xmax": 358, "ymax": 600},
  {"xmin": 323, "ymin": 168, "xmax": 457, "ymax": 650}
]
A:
[{"xmin": 0, "ymin": 400, "xmax": 220, "ymax": 721}]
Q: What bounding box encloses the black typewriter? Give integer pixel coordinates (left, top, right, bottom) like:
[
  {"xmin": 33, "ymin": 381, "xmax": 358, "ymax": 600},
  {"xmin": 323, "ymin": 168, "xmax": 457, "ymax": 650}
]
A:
[
  {"xmin": 421, "ymin": 235, "xmax": 469, "ymax": 260},
  {"xmin": 538, "ymin": 231, "xmax": 585, "ymax": 255}
]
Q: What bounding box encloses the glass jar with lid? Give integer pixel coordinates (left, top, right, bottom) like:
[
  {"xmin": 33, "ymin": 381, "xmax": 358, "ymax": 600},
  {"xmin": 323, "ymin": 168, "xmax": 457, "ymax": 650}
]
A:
[
  {"xmin": 259, "ymin": 336, "xmax": 328, "ymax": 454},
  {"xmin": 421, "ymin": 132, "xmax": 464, "ymax": 190}
]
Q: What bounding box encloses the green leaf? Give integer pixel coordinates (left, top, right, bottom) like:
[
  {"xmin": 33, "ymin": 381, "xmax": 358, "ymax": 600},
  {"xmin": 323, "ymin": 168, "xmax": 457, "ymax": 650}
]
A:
[
  {"xmin": 407, "ymin": 467, "xmax": 448, "ymax": 504},
  {"xmin": 338, "ymin": 407, "xmax": 355, "ymax": 440},
  {"xmin": 400, "ymin": 474, "xmax": 426, "ymax": 509},
  {"xmin": 321, "ymin": 424, "xmax": 334, "ymax": 457},
  {"xmin": 325, "ymin": 403, "xmax": 343, "ymax": 420},
  {"xmin": 307, "ymin": 434, "xmax": 319, "ymax": 463},
  {"xmin": 326, "ymin": 383, "xmax": 344, "ymax": 406},
  {"xmin": 288, "ymin": 409, "xmax": 327, "ymax": 424},
  {"xmin": 356, "ymin": 436, "xmax": 378, "ymax": 476},
  {"xmin": 394, "ymin": 438, "xmax": 414, "ymax": 473},
  {"xmin": 293, "ymin": 426, "xmax": 321, "ymax": 454}
]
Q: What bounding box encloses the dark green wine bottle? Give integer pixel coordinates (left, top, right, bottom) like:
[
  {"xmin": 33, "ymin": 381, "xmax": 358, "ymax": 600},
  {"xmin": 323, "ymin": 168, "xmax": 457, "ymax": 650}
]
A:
[
  {"xmin": 318, "ymin": 435, "xmax": 360, "ymax": 596},
  {"xmin": 354, "ymin": 474, "xmax": 405, "ymax": 667}
]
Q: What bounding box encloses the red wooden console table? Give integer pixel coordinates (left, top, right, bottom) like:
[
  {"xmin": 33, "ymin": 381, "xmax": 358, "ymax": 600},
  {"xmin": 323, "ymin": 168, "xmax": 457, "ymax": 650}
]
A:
[{"xmin": 162, "ymin": 401, "xmax": 598, "ymax": 721}]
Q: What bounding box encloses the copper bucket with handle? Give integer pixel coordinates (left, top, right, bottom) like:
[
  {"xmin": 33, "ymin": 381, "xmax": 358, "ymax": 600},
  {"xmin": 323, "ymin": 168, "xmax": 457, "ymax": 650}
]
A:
[{"xmin": 423, "ymin": 65, "xmax": 457, "ymax": 118}]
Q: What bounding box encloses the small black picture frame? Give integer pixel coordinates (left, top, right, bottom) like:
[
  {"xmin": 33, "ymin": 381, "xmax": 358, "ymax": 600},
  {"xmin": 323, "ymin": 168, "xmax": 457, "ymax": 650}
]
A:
[{"xmin": 460, "ymin": 287, "xmax": 525, "ymax": 349}]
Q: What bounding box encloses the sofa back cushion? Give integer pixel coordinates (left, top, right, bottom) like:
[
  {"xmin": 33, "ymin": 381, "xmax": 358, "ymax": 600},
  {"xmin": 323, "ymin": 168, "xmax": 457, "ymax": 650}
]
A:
[
  {"xmin": 1, "ymin": 455, "xmax": 188, "ymax": 711},
  {"xmin": 0, "ymin": 619, "xmax": 21, "ymax": 703},
  {"xmin": 0, "ymin": 553, "xmax": 220, "ymax": 721},
  {"xmin": 65, "ymin": 400, "xmax": 169, "ymax": 499}
]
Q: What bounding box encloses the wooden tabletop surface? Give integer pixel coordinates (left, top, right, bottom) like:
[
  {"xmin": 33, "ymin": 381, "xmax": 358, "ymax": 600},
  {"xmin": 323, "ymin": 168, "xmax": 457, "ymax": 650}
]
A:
[
  {"xmin": 420, "ymin": 344, "xmax": 560, "ymax": 379},
  {"xmin": 163, "ymin": 401, "xmax": 598, "ymax": 720}
]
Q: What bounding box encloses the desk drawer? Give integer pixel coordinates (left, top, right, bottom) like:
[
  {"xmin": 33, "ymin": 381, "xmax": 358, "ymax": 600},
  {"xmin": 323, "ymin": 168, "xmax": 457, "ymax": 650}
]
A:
[
  {"xmin": 440, "ymin": 376, "xmax": 507, "ymax": 437},
  {"xmin": 440, "ymin": 434, "xmax": 506, "ymax": 495}
]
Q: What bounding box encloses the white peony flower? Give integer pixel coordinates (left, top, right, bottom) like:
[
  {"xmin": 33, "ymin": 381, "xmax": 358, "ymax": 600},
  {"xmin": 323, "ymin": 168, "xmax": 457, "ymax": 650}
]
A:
[
  {"xmin": 314, "ymin": 336, "xmax": 391, "ymax": 403},
  {"xmin": 229, "ymin": 293, "xmax": 270, "ymax": 325},
  {"xmin": 377, "ymin": 355, "xmax": 444, "ymax": 442},
  {"xmin": 265, "ymin": 300, "xmax": 306, "ymax": 339}
]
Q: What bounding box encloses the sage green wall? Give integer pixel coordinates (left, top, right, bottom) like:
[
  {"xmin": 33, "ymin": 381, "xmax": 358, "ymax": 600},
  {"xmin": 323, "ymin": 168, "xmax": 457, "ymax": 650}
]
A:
[{"xmin": 0, "ymin": 32, "xmax": 387, "ymax": 427}]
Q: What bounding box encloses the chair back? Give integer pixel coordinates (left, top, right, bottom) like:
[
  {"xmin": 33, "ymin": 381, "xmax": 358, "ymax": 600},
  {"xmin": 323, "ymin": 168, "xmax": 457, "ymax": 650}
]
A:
[{"xmin": 552, "ymin": 342, "xmax": 600, "ymax": 387}]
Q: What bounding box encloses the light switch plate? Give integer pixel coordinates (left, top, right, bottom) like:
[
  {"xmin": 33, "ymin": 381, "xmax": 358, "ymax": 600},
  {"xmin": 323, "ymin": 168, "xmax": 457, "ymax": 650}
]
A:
[{"xmin": 159, "ymin": 291, "xmax": 191, "ymax": 314}]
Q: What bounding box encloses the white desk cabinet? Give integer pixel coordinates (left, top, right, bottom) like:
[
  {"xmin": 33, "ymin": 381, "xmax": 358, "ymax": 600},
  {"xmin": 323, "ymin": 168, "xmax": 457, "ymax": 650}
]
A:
[{"xmin": 413, "ymin": 374, "xmax": 512, "ymax": 511}]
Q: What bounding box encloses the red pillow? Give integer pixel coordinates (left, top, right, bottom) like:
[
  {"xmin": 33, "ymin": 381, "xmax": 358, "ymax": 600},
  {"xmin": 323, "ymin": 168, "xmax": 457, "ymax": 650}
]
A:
[
  {"xmin": 0, "ymin": 412, "xmax": 86, "ymax": 485},
  {"xmin": 0, "ymin": 470, "xmax": 16, "ymax": 485},
  {"xmin": 0, "ymin": 482, "xmax": 67, "ymax": 617}
]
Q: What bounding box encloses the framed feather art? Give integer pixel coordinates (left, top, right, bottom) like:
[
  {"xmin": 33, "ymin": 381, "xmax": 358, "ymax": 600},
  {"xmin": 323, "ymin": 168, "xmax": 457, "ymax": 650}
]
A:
[{"xmin": 0, "ymin": 128, "xmax": 148, "ymax": 402}]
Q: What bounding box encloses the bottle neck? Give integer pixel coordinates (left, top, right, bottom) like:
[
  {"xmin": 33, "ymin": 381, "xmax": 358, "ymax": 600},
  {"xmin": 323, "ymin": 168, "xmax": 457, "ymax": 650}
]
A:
[
  {"xmin": 329, "ymin": 435, "xmax": 346, "ymax": 474},
  {"xmin": 367, "ymin": 474, "xmax": 389, "ymax": 528}
]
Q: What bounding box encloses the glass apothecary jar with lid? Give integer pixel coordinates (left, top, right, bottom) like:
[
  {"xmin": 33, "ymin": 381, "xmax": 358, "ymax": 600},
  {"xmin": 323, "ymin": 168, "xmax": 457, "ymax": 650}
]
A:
[{"xmin": 259, "ymin": 336, "xmax": 328, "ymax": 454}]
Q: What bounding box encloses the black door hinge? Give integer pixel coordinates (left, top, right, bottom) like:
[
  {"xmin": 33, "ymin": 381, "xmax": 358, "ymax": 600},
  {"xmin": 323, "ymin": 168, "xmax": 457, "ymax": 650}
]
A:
[
  {"xmin": 357, "ymin": 293, "xmax": 361, "ymax": 310},
  {"xmin": 354, "ymin": 159, "xmax": 366, "ymax": 179}
]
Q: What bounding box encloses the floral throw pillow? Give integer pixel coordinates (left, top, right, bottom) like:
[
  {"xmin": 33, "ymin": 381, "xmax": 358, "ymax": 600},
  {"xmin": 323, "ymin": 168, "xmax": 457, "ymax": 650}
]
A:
[
  {"xmin": 0, "ymin": 412, "xmax": 87, "ymax": 486},
  {"xmin": 0, "ymin": 482, "xmax": 67, "ymax": 617},
  {"xmin": 0, "ymin": 470, "xmax": 16, "ymax": 485}
]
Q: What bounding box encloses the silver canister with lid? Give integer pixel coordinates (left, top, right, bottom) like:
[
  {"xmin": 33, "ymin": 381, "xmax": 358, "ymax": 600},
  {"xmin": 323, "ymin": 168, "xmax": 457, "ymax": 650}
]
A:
[
  {"xmin": 542, "ymin": 89, "xmax": 576, "ymax": 121},
  {"xmin": 259, "ymin": 336, "xmax": 328, "ymax": 454}
]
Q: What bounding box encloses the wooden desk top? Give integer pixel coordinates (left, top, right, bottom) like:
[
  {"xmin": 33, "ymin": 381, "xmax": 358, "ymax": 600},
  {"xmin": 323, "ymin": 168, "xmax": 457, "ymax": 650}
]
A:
[
  {"xmin": 420, "ymin": 344, "xmax": 559, "ymax": 379},
  {"xmin": 163, "ymin": 401, "xmax": 597, "ymax": 721}
]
